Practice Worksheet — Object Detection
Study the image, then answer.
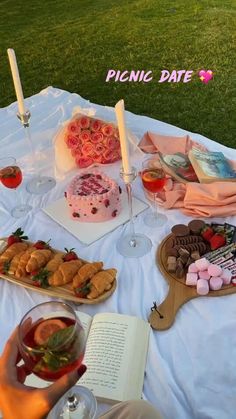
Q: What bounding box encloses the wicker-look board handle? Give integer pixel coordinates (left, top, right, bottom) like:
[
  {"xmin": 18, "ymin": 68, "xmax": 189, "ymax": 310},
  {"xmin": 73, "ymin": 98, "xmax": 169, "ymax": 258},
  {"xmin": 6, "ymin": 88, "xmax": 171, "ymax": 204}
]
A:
[
  {"xmin": 149, "ymin": 234, "xmax": 236, "ymax": 331},
  {"xmin": 149, "ymin": 280, "xmax": 197, "ymax": 330}
]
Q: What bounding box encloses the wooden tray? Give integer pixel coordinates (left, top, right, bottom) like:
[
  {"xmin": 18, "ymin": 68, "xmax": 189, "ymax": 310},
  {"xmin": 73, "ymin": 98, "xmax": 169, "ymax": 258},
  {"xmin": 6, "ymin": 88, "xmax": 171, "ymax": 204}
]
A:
[
  {"xmin": 149, "ymin": 234, "xmax": 236, "ymax": 331},
  {"xmin": 0, "ymin": 240, "xmax": 117, "ymax": 305}
]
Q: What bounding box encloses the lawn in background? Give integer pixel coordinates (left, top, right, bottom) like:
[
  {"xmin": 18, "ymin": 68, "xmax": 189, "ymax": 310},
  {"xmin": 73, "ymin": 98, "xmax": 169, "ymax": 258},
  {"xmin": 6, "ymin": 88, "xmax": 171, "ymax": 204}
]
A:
[{"xmin": 0, "ymin": 0, "xmax": 235, "ymax": 148}]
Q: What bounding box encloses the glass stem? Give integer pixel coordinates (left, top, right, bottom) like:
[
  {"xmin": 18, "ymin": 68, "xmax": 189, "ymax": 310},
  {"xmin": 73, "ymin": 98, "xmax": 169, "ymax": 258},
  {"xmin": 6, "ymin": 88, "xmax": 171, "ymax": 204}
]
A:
[
  {"xmin": 153, "ymin": 193, "xmax": 158, "ymax": 219},
  {"xmin": 24, "ymin": 125, "xmax": 40, "ymax": 177},
  {"xmin": 67, "ymin": 391, "xmax": 79, "ymax": 412},
  {"xmin": 14, "ymin": 187, "xmax": 22, "ymax": 208},
  {"xmin": 126, "ymin": 182, "xmax": 136, "ymax": 247}
]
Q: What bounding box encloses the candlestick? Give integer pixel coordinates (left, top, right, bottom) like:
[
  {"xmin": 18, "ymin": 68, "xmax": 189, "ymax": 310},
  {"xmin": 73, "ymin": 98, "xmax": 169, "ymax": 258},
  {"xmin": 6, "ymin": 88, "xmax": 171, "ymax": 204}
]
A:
[
  {"xmin": 115, "ymin": 100, "xmax": 131, "ymax": 174},
  {"xmin": 116, "ymin": 167, "xmax": 152, "ymax": 258},
  {"xmin": 7, "ymin": 49, "xmax": 26, "ymax": 116}
]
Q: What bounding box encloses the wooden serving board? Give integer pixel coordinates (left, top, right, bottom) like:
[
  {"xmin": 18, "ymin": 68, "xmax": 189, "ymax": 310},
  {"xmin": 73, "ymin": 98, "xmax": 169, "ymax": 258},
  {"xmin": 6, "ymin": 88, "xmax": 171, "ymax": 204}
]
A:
[
  {"xmin": 0, "ymin": 240, "xmax": 116, "ymax": 305},
  {"xmin": 149, "ymin": 234, "xmax": 236, "ymax": 331}
]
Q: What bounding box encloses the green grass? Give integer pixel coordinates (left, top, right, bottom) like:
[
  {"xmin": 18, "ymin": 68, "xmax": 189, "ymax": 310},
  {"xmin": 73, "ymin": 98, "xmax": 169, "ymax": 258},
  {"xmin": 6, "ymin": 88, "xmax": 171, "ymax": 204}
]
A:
[{"xmin": 0, "ymin": 0, "xmax": 235, "ymax": 147}]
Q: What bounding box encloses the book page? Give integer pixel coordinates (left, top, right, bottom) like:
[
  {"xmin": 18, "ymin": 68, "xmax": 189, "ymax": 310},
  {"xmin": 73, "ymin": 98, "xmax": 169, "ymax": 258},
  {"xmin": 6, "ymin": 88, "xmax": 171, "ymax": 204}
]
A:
[{"xmin": 78, "ymin": 312, "xmax": 150, "ymax": 402}]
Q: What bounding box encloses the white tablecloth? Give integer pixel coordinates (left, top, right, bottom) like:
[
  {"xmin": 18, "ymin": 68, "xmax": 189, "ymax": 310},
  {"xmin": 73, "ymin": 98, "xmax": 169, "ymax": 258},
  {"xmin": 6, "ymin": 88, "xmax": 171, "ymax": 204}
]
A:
[{"xmin": 0, "ymin": 87, "xmax": 236, "ymax": 419}]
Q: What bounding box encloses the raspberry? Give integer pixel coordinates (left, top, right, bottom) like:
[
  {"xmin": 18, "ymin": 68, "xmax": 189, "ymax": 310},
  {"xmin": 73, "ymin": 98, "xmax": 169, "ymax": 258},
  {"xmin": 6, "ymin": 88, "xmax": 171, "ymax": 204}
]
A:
[
  {"xmin": 104, "ymin": 199, "xmax": 110, "ymax": 207},
  {"xmin": 96, "ymin": 174, "xmax": 102, "ymax": 180},
  {"xmin": 101, "ymin": 189, "xmax": 108, "ymax": 194},
  {"xmin": 64, "ymin": 191, "xmax": 67, "ymax": 198},
  {"xmin": 91, "ymin": 207, "xmax": 98, "ymax": 214},
  {"xmin": 80, "ymin": 174, "xmax": 92, "ymax": 180},
  {"xmin": 119, "ymin": 186, "xmax": 122, "ymax": 194},
  {"xmin": 72, "ymin": 212, "xmax": 80, "ymax": 217},
  {"xmin": 112, "ymin": 210, "xmax": 117, "ymax": 217}
]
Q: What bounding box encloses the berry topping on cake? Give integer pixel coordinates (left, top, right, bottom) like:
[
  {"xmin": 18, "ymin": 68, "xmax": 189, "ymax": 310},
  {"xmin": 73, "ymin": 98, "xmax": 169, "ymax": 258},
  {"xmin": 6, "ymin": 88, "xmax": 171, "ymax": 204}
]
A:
[
  {"xmin": 80, "ymin": 174, "xmax": 92, "ymax": 180},
  {"xmin": 104, "ymin": 199, "xmax": 110, "ymax": 207},
  {"xmin": 119, "ymin": 186, "xmax": 122, "ymax": 194},
  {"xmin": 66, "ymin": 170, "xmax": 122, "ymax": 222}
]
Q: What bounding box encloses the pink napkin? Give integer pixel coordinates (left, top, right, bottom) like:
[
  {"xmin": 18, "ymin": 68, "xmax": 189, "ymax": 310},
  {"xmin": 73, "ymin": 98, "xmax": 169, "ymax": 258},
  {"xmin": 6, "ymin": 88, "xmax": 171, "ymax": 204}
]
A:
[
  {"xmin": 139, "ymin": 132, "xmax": 236, "ymax": 218},
  {"xmin": 139, "ymin": 131, "xmax": 206, "ymax": 154}
]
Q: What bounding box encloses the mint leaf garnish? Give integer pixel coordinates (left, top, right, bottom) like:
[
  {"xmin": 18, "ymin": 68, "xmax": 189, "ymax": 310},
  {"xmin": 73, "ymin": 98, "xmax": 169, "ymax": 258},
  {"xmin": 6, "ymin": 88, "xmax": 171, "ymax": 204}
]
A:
[{"xmin": 47, "ymin": 325, "xmax": 74, "ymax": 350}]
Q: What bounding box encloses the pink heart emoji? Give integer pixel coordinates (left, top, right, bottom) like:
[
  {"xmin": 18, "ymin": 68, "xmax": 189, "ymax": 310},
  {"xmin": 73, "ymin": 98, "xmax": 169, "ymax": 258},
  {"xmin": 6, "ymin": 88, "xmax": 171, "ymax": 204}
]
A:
[{"xmin": 198, "ymin": 69, "xmax": 213, "ymax": 84}]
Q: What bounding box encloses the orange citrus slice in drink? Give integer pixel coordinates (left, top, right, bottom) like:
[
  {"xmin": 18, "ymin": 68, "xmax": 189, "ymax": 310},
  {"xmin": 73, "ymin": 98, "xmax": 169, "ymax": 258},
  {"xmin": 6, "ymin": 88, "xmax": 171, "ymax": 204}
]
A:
[
  {"xmin": 0, "ymin": 166, "xmax": 15, "ymax": 178},
  {"xmin": 34, "ymin": 319, "xmax": 67, "ymax": 345},
  {"xmin": 142, "ymin": 170, "xmax": 162, "ymax": 182}
]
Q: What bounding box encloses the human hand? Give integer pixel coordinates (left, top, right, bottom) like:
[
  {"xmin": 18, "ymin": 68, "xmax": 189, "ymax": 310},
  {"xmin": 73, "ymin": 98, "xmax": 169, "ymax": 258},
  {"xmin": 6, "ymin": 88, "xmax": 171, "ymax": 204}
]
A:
[{"xmin": 0, "ymin": 327, "xmax": 87, "ymax": 419}]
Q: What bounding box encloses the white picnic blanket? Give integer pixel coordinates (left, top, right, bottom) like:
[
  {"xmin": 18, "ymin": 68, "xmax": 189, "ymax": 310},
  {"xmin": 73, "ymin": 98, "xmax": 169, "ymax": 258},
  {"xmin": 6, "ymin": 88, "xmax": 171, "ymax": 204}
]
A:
[{"xmin": 0, "ymin": 87, "xmax": 236, "ymax": 419}]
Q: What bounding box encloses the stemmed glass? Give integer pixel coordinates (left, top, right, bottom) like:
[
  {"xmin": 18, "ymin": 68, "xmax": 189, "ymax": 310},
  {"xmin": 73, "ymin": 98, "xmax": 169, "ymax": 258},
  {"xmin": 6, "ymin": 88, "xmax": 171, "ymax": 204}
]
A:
[
  {"xmin": 18, "ymin": 301, "xmax": 97, "ymax": 419},
  {"xmin": 116, "ymin": 167, "xmax": 152, "ymax": 258},
  {"xmin": 0, "ymin": 157, "xmax": 32, "ymax": 218},
  {"xmin": 17, "ymin": 111, "xmax": 56, "ymax": 195},
  {"xmin": 141, "ymin": 157, "xmax": 168, "ymax": 228}
]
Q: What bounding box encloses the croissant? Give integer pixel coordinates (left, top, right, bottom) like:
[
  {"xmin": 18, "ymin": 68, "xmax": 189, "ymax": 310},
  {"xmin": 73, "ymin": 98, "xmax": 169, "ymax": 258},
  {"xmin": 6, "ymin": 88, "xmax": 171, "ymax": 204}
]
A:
[
  {"xmin": 8, "ymin": 251, "xmax": 26, "ymax": 276},
  {"xmin": 0, "ymin": 242, "xmax": 28, "ymax": 263},
  {"xmin": 26, "ymin": 249, "xmax": 52, "ymax": 273},
  {"xmin": 87, "ymin": 269, "xmax": 117, "ymax": 299},
  {"xmin": 45, "ymin": 253, "xmax": 64, "ymax": 273},
  {"xmin": 15, "ymin": 247, "xmax": 36, "ymax": 278},
  {"xmin": 49, "ymin": 259, "xmax": 83, "ymax": 286},
  {"xmin": 72, "ymin": 262, "xmax": 103, "ymax": 289}
]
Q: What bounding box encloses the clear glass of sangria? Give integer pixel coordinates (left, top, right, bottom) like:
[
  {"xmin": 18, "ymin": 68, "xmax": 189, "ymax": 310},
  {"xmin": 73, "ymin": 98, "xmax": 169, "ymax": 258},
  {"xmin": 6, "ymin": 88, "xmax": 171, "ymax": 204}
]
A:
[
  {"xmin": 141, "ymin": 157, "xmax": 168, "ymax": 228},
  {"xmin": 18, "ymin": 301, "xmax": 97, "ymax": 418},
  {"xmin": 0, "ymin": 156, "xmax": 32, "ymax": 218}
]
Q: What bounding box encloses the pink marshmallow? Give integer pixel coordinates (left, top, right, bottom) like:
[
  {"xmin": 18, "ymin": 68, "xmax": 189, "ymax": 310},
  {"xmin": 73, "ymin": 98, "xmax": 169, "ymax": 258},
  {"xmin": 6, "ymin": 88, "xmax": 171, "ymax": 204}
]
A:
[
  {"xmin": 208, "ymin": 264, "xmax": 222, "ymax": 277},
  {"xmin": 186, "ymin": 273, "xmax": 198, "ymax": 286},
  {"xmin": 197, "ymin": 279, "xmax": 209, "ymax": 295},
  {"xmin": 209, "ymin": 277, "xmax": 223, "ymax": 291},
  {"xmin": 198, "ymin": 270, "xmax": 210, "ymax": 280},
  {"xmin": 195, "ymin": 258, "xmax": 210, "ymax": 271},
  {"xmin": 188, "ymin": 263, "xmax": 199, "ymax": 273},
  {"xmin": 221, "ymin": 269, "xmax": 232, "ymax": 285}
]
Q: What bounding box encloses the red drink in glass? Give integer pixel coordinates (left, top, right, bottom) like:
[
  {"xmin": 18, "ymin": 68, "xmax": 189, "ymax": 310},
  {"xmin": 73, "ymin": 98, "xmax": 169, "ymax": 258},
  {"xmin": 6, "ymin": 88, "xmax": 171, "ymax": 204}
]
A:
[
  {"xmin": 22, "ymin": 316, "xmax": 85, "ymax": 381},
  {"xmin": 141, "ymin": 168, "xmax": 166, "ymax": 193},
  {"xmin": 0, "ymin": 165, "xmax": 22, "ymax": 189}
]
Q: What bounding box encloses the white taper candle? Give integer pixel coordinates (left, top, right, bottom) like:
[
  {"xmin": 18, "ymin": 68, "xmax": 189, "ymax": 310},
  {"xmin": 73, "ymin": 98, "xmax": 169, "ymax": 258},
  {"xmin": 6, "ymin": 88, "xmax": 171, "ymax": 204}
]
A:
[
  {"xmin": 115, "ymin": 99, "xmax": 131, "ymax": 174},
  {"xmin": 7, "ymin": 48, "xmax": 26, "ymax": 115}
]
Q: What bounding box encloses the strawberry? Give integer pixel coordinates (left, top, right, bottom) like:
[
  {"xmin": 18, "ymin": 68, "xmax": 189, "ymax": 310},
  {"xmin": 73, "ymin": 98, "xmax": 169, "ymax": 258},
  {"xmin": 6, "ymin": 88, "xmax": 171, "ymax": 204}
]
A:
[
  {"xmin": 63, "ymin": 248, "xmax": 78, "ymax": 262},
  {"xmin": 74, "ymin": 282, "xmax": 91, "ymax": 298},
  {"xmin": 0, "ymin": 261, "xmax": 10, "ymax": 274},
  {"xmin": 7, "ymin": 228, "xmax": 28, "ymax": 246},
  {"xmin": 201, "ymin": 225, "xmax": 214, "ymax": 242},
  {"xmin": 210, "ymin": 233, "xmax": 226, "ymax": 250},
  {"xmin": 33, "ymin": 240, "xmax": 51, "ymax": 249},
  {"xmin": 32, "ymin": 269, "xmax": 49, "ymax": 288}
]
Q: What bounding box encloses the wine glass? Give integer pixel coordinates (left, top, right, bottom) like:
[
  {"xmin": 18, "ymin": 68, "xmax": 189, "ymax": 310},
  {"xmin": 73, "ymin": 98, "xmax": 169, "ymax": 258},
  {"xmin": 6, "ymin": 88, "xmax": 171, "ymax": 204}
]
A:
[
  {"xmin": 141, "ymin": 157, "xmax": 168, "ymax": 228},
  {"xmin": 0, "ymin": 157, "xmax": 32, "ymax": 218},
  {"xmin": 116, "ymin": 167, "xmax": 152, "ymax": 258},
  {"xmin": 18, "ymin": 301, "xmax": 97, "ymax": 419}
]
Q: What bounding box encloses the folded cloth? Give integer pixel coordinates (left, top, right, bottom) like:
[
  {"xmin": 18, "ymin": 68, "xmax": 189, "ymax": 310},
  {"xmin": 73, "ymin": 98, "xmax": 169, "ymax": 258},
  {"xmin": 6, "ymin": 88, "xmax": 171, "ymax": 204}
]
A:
[
  {"xmin": 138, "ymin": 131, "xmax": 206, "ymax": 154},
  {"xmin": 183, "ymin": 182, "xmax": 236, "ymax": 217},
  {"xmin": 139, "ymin": 132, "xmax": 236, "ymax": 218}
]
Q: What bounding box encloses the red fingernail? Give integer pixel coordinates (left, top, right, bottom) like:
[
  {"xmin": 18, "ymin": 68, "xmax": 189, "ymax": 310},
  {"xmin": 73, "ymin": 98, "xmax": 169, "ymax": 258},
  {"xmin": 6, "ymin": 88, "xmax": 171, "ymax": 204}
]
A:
[{"xmin": 77, "ymin": 364, "xmax": 87, "ymax": 377}]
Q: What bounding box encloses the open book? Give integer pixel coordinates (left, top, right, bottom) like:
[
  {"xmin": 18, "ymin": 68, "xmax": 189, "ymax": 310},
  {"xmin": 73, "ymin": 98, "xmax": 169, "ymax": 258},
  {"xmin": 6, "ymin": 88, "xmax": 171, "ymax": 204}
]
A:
[{"xmin": 25, "ymin": 312, "xmax": 150, "ymax": 403}]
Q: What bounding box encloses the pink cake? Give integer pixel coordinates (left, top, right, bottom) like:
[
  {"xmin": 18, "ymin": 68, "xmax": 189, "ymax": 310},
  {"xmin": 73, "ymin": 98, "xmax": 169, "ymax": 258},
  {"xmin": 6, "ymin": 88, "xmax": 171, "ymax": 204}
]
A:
[{"xmin": 65, "ymin": 170, "xmax": 122, "ymax": 222}]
